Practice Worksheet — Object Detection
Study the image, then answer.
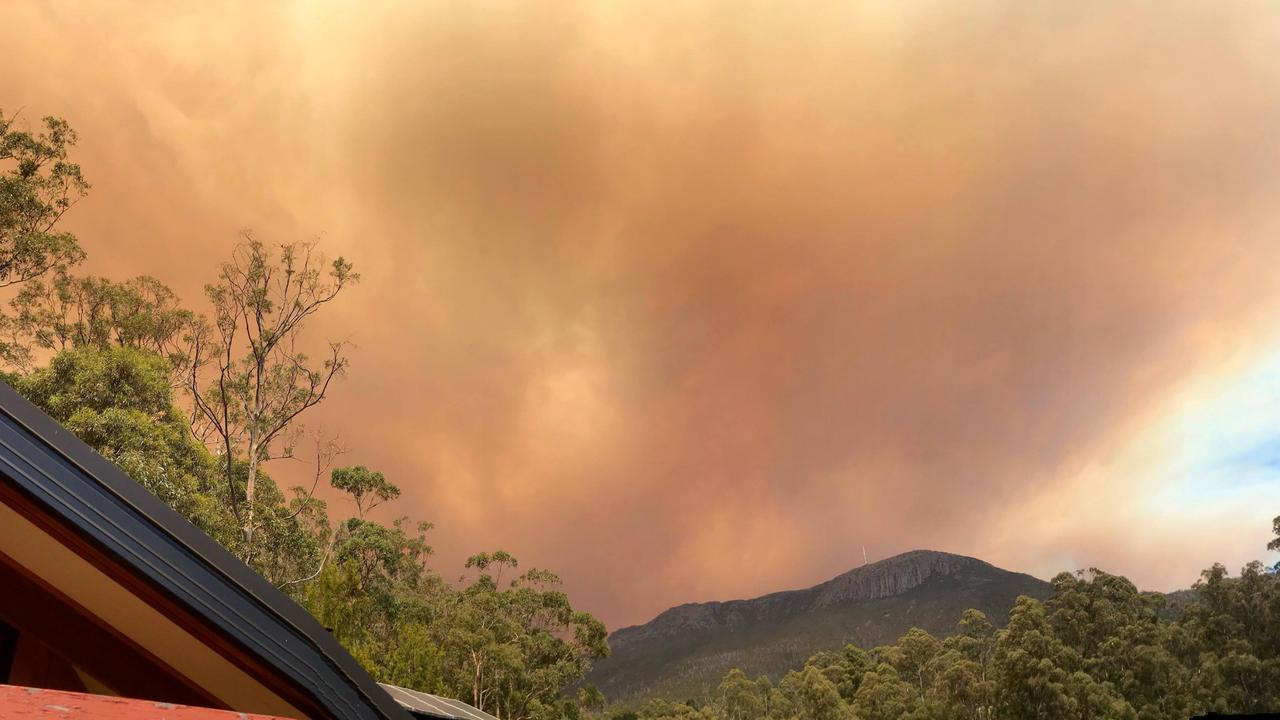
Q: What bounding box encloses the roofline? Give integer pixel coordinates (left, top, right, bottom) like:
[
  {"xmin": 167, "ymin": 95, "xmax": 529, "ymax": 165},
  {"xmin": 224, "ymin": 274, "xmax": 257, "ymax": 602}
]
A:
[
  {"xmin": 0, "ymin": 381, "xmax": 410, "ymax": 720},
  {"xmin": 377, "ymin": 683, "xmax": 500, "ymax": 720}
]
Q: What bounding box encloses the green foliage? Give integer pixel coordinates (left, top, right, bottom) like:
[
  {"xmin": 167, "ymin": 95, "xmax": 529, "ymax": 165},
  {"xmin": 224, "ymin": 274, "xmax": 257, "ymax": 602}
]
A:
[
  {"xmin": 303, "ymin": 547, "xmax": 609, "ymax": 720},
  {"xmin": 9, "ymin": 271, "xmax": 194, "ymax": 363},
  {"xmin": 443, "ymin": 555, "xmax": 611, "ymax": 719},
  {"xmin": 1270, "ymin": 514, "xmax": 1280, "ymax": 570},
  {"xmin": 11, "ymin": 344, "xmax": 341, "ymax": 583},
  {"xmin": 777, "ymin": 666, "xmax": 843, "ymax": 720},
  {"xmin": 182, "ymin": 235, "xmax": 359, "ymax": 552},
  {"xmin": 331, "ymin": 465, "xmax": 401, "ymax": 518},
  {"xmin": 887, "ymin": 627, "xmax": 940, "ymax": 700},
  {"xmin": 628, "ymin": 698, "xmax": 719, "ymax": 720},
  {"xmin": 305, "ymin": 456, "xmax": 611, "ymax": 720},
  {"xmin": 12, "ymin": 346, "xmax": 233, "ymax": 543},
  {"xmin": 246, "ymin": 468, "xmax": 332, "ymax": 588},
  {"xmin": 0, "ymin": 111, "xmax": 87, "ymax": 288},
  {"xmin": 717, "ymin": 669, "xmax": 762, "ymax": 720},
  {"xmin": 852, "ymin": 663, "xmax": 915, "ymax": 720}
]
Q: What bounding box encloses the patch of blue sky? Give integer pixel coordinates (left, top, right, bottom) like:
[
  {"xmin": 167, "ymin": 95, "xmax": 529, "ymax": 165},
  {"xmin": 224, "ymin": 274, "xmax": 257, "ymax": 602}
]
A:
[{"xmin": 1147, "ymin": 340, "xmax": 1280, "ymax": 513}]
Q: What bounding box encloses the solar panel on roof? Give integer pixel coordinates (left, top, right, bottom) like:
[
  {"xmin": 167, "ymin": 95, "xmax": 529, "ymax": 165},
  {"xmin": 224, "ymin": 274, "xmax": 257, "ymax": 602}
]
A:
[
  {"xmin": 377, "ymin": 683, "xmax": 501, "ymax": 720},
  {"xmin": 433, "ymin": 696, "xmax": 495, "ymax": 720}
]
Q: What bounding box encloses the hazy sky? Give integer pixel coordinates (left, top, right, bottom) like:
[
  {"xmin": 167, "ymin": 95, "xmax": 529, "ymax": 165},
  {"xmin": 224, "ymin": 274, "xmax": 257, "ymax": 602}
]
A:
[{"xmin": 4, "ymin": 0, "xmax": 1280, "ymax": 629}]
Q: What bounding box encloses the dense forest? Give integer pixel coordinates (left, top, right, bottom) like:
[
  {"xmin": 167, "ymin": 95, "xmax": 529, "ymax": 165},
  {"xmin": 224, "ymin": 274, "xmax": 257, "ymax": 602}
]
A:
[{"xmin": 4, "ymin": 108, "xmax": 1279, "ymax": 719}]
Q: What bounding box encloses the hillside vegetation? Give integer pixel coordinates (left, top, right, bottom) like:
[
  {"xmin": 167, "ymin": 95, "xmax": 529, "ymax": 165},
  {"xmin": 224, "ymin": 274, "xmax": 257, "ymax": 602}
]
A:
[
  {"xmin": 613, "ymin": 557, "xmax": 1280, "ymax": 719},
  {"xmin": 589, "ymin": 551, "xmax": 1051, "ymax": 700}
]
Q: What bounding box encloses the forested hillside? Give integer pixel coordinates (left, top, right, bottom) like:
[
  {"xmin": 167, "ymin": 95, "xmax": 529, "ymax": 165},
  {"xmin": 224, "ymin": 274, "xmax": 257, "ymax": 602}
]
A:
[
  {"xmin": 613, "ymin": 561, "xmax": 1280, "ymax": 719},
  {"xmin": 588, "ymin": 551, "xmax": 1052, "ymax": 700}
]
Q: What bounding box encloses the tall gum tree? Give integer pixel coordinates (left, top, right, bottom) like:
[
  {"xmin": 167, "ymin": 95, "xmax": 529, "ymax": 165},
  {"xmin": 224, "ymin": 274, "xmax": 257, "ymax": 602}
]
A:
[{"xmin": 180, "ymin": 235, "xmax": 358, "ymax": 558}]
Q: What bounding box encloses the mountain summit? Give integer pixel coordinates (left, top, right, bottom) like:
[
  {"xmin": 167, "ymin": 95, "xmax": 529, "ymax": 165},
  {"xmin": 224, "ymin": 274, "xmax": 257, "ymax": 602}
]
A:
[{"xmin": 586, "ymin": 550, "xmax": 1051, "ymax": 701}]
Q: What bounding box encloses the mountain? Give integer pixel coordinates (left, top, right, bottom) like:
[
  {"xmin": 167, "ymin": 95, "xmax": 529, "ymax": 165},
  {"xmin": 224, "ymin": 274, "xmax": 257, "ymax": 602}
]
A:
[{"xmin": 586, "ymin": 550, "xmax": 1053, "ymax": 702}]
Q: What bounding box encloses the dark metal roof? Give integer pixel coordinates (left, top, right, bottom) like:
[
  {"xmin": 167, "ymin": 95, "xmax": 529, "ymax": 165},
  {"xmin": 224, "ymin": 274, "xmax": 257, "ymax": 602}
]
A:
[
  {"xmin": 377, "ymin": 684, "xmax": 499, "ymax": 720},
  {"xmin": 0, "ymin": 381, "xmax": 412, "ymax": 720}
]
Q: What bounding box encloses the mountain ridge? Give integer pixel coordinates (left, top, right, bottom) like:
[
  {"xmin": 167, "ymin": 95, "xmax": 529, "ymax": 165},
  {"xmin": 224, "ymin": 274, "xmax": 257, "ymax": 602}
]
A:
[
  {"xmin": 588, "ymin": 549, "xmax": 1053, "ymax": 701},
  {"xmin": 611, "ymin": 550, "xmax": 1030, "ymax": 639}
]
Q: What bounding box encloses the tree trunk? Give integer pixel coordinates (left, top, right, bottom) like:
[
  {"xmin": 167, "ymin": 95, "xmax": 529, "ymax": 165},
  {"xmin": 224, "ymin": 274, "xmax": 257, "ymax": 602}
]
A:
[
  {"xmin": 243, "ymin": 438, "xmax": 259, "ymax": 552},
  {"xmin": 244, "ymin": 355, "xmax": 265, "ymax": 554}
]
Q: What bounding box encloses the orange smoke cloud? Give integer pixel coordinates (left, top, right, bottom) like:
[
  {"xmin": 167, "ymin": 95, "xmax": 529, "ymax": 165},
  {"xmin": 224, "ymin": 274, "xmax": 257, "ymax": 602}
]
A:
[{"xmin": 4, "ymin": 1, "xmax": 1280, "ymax": 627}]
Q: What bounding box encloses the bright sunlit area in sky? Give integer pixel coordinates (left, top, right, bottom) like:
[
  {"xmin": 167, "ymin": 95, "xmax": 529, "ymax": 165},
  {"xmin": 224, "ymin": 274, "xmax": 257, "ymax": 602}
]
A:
[{"xmin": 1152, "ymin": 336, "xmax": 1280, "ymax": 533}]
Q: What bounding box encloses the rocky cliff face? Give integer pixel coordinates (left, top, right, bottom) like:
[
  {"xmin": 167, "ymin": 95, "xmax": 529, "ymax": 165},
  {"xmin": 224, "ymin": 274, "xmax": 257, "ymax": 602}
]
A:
[
  {"xmin": 811, "ymin": 550, "xmax": 984, "ymax": 607},
  {"xmin": 589, "ymin": 550, "xmax": 1052, "ymax": 700}
]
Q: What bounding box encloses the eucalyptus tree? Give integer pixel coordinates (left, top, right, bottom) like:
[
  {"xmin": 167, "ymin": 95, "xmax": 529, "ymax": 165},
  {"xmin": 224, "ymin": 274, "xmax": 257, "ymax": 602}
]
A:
[
  {"xmin": 0, "ymin": 110, "xmax": 88, "ymax": 288},
  {"xmin": 443, "ymin": 553, "xmax": 609, "ymax": 720},
  {"xmin": 331, "ymin": 465, "xmax": 401, "ymax": 520},
  {"xmin": 181, "ymin": 235, "xmax": 358, "ymax": 558},
  {"xmin": 0, "ymin": 110, "xmax": 91, "ymax": 367},
  {"xmin": 852, "ymin": 663, "xmax": 916, "ymax": 720},
  {"xmin": 777, "ymin": 666, "xmax": 844, "ymax": 720},
  {"xmin": 10, "ymin": 272, "xmax": 193, "ymax": 360},
  {"xmin": 716, "ymin": 669, "xmax": 763, "ymax": 720}
]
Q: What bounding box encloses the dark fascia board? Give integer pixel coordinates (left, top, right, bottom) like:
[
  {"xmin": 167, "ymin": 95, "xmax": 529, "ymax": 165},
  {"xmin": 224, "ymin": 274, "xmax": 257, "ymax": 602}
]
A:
[{"xmin": 0, "ymin": 380, "xmax": 411, "ymax": 720}]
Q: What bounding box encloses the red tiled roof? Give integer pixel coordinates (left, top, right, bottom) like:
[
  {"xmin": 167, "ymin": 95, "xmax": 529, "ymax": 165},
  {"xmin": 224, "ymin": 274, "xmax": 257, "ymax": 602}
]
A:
[{"xmin": 0, "ymin": 685, "xmax": 294, "ymax": 719}]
